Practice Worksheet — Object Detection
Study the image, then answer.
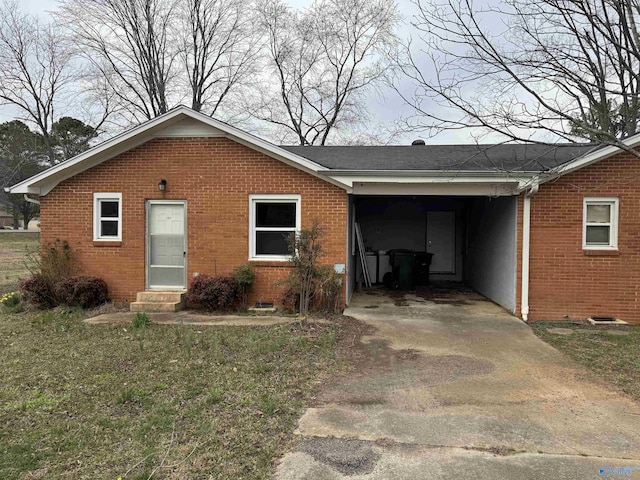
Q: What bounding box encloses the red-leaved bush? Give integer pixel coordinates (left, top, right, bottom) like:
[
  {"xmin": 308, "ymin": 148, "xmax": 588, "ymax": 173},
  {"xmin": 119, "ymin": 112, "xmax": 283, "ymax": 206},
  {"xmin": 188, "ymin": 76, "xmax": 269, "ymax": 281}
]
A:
[
  {"xmin": 20, "ymin": 274, "xmax": 56, "ymax": 308},
  {"xmin": 186, "ymin": 275, "xmax": 239, "ymax": 311},
  {"xmin": 56, "ymin": 276, "xmax": 108, "ymax": 309}
]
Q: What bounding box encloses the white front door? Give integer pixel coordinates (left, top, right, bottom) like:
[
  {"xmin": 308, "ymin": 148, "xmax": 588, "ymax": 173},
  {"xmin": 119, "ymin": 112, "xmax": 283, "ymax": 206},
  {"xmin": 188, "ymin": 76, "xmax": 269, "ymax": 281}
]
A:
[
  {"xmin": 147, "ymin": 201, "xmax": 186, "ymax": 289},
  {"xmin": 427, "ymin": 211, "xmax": 455, "ymax": 273}
]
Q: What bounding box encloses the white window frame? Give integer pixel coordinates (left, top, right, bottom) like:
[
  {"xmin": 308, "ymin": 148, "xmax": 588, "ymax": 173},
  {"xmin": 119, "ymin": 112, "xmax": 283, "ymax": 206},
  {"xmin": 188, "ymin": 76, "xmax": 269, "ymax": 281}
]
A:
[
  {"xmin": 583, "ymin": 197, "xmax": 618, "ymax": 250},
  {"xmin": 93, "ymin": 192, "xmax": 122, "ymax": 241},
  {"xmin": 249, "ymin": 194, "xmax": 301, "ymax": 261}
]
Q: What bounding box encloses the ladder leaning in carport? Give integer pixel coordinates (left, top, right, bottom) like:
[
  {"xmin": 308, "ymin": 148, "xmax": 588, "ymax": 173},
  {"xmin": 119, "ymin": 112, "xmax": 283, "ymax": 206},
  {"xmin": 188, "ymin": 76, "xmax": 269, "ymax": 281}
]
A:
[{"xmin": 355, "ymin": 222, "xmax": 372, "ymax": 288}]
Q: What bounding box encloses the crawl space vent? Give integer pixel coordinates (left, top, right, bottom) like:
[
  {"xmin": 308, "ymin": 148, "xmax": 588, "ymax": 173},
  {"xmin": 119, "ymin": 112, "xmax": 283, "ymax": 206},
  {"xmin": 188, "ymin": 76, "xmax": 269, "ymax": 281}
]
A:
[{"xmin": 588, "ymin": 316, "xmax": 627, "ymax": 325}]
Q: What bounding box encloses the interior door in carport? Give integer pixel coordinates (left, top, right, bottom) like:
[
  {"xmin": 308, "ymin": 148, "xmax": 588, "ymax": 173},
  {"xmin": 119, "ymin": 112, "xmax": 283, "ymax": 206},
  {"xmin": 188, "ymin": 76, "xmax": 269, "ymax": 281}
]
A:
[{"xmin": 427, "ymin": 211, "xmax": 455, "ymax": 273}]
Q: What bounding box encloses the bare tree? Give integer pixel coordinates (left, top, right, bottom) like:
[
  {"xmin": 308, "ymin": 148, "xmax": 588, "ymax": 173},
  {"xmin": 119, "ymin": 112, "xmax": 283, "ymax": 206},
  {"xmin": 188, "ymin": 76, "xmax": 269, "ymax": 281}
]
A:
[
  {"xmin": 398, "ymin": 0, "xmax": 640, "ymax": 155},
  {"xmin": 254, "ymin": 0, "xmax": 400, "ymax": 145},
  {"xmin": 57, "ymin": 0, "xmax": 179, "ymax": 122},
  {"xmin": 0, "ymin": 0, "xmax": 76, "ymax": 162},
  {"xmin": 182, "ymin": 0, "xmax": 258, "ymax": 115}
]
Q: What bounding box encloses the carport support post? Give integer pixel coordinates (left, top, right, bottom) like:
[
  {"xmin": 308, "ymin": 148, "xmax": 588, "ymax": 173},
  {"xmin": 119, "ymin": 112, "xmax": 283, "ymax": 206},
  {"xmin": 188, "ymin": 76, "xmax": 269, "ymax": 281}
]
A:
[{"xmin": 521, "ymin": 184, "xmax": 538, "ymax": 322}]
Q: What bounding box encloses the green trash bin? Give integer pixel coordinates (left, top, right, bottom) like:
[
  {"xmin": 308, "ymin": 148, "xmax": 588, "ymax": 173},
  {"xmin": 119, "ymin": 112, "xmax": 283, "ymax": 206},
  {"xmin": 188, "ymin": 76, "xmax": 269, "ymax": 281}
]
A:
[{"xmin": 391, "ymin": 252, "xmax": 415, "ymax": 290}]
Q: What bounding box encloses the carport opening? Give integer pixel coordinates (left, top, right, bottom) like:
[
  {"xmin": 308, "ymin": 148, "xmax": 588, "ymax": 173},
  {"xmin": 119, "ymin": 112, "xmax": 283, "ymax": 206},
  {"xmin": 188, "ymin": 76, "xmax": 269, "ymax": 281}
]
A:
[{"xmin": 349, "ymin": 195, "xmax": 518, "ymax": 313}]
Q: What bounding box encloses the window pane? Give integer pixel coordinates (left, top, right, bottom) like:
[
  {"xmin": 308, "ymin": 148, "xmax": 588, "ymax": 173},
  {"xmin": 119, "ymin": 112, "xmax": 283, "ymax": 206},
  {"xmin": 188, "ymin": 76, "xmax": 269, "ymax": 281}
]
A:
[
  {"xmin": 256, "ymin": 231, "xmax": 290, "ymax": 255},
  {"xmin": 256, "ymin": 203, "xmax": 296, "ymax": 227},
  {"xmin": 149, "ymin": 267, "xmax": 184, "ymax": 287},
  {"xmin": 100, "ymin": 200, "xmax": 119, "ymax": 218},
  {"xmin": 101, "ymin": 220, "xmax": 119, "ymax": 237},
  {"xmin": 586, "ymin": 204, "xmax": 610, "ymax": 223},
  {"xmin": 150, "ymin": 235, "xmax": 184, "ymax": 266},
  {"xmin": 586, "ymin": 226, "xmax": 610, "ymax": 244}
]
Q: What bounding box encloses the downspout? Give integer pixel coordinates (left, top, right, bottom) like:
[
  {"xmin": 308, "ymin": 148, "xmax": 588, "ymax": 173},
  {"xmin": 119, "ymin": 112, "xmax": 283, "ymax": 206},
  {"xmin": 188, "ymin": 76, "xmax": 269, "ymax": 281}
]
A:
[
  {"xmin": 521, "ymin": 183, "xmax": 538, "ymax": 322},
  {"xmin": 24, "ymin": 194, "xmax": 40, "ymax": 205}
]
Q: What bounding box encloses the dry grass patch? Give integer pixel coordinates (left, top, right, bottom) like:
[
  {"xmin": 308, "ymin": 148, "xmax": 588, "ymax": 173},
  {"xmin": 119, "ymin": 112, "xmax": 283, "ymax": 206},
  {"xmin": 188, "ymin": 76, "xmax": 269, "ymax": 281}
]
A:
[
  {"xmin": 0, "ymin": 307, "xmax": 343, "ymax": 479},
  {"xmin": 532, "ymin": 321, "xmax": 640, "ymax": 401},
  {"xmin": 0, "ymin": 232, "xmax": 39, "ymax": 295}
]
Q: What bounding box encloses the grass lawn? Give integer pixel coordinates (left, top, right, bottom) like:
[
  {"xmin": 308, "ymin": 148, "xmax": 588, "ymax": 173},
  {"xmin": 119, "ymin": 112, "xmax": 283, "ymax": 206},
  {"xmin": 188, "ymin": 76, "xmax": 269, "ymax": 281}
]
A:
[
  {"xmin": 0, "ymin": 308, "xmax": 341, "ymax": 479},
  {"xmin": 533, "ymin": 321, "xmax": 640, "ymax": 402},
  {"xmin": 0, "ymin": 232, "xmax": 39, "ymax": 295}
]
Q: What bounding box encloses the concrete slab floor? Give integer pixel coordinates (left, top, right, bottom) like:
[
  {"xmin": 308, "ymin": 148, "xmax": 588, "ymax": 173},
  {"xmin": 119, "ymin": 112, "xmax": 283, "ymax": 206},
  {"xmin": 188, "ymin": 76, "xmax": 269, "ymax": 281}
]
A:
[{"xmin": 275, "ymin": 289, "xmax": 640, "ymax": 479}]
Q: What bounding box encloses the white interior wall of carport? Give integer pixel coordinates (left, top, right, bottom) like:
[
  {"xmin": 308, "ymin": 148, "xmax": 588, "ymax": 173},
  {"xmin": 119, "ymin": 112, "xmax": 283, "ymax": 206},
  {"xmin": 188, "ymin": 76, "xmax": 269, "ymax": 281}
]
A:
[{"xmin": 464, "ymin": 196, "xmax": 518, "ymax": 313}]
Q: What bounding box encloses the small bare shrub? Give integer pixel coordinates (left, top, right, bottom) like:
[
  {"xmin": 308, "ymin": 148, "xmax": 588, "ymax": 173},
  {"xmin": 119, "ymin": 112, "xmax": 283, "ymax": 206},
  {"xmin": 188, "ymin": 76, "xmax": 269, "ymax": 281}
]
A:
[
  {"xmin": 233, "ymin": 264, "xmax": 255, "ymax": 308},
  {"xmin": 22, "ymin": 239, "xmax": 75, "ymax": 307}
]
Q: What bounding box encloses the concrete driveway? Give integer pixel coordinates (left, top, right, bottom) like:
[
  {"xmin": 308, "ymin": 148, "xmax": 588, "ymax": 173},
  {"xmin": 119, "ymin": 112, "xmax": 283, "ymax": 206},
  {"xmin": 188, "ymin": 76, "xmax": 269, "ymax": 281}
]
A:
[{"xmin": 276, "ymin": 289, "xmax": 640, "ymax": 479}]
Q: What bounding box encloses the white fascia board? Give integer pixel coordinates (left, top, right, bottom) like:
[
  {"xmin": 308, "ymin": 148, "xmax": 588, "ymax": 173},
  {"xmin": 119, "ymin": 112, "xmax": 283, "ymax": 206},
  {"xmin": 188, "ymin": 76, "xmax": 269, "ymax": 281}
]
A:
[
  {"xmin": 7, "ymin": 111, "xmax": 188, "ymax": 194},
  {"xmin": 543, "ymin": 134, "xmax": 640, "ymax": 181},
  {"xmin": 328, "ymin": 172, "xmax": 533, "ymax": 187},
  {"xmin": 351, "ymin": 182, "xmax": 521, "ymax": 196},
  {"xmin": 327, "ymin": 169, "xmax": 541, "ymax": 177},
  {"xmin": 7, "ymin": 106, "xmax": 351, "ymax": 195}
]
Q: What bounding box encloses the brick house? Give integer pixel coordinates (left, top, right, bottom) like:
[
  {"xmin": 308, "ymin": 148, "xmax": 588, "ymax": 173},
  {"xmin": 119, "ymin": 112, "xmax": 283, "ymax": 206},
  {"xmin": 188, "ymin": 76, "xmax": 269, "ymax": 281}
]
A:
[{"xmin": 6, "ymin": 106, "xmax": 640, "ymax": 323}]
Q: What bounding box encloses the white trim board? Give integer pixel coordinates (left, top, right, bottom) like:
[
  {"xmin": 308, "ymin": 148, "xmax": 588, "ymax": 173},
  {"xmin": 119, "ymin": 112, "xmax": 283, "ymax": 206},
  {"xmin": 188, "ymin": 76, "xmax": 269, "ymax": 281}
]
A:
[{"xmin": 6, "ymin": 106, "xmax": 350, "ymax": 196}]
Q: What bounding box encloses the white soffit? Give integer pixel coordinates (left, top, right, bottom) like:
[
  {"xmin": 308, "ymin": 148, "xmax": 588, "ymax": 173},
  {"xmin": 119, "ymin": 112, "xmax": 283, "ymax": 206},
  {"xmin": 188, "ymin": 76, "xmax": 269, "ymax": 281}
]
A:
[{"xmin": 155, "ymin": 117, "xmax": 225, "ymax": 137}]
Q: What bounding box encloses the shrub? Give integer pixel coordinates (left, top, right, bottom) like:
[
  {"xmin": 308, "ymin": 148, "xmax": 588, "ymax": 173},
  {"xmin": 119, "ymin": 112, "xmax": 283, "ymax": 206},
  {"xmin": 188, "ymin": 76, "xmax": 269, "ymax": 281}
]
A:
[
  {"xmin": 25, "ymin": 239, "xmax": 74, "ymax": 297},
  {"xmin": 233, "ymin": 264, "xmax": 255, "ymax": 307},
  {"xmin": 56, "ymin": 276, "xmax": 108, "ymax": 309},
  {"xmin": 278, "ymin": 223, "xmax": 343, "ymax": 315},
  {"xmin": 280, "ymin": 284, "xmax": 300, "ymax": 313},
  {"xmin": 187, "ymin": 274, "xmax": 240, "ymax": 311},
  {"xmin": 20, "ymin": 274, "xmax": 56, "ymax": 308},
  {"xmin": 314, "ymin": 267, "xmax": 343, "ymax": 314},
  {"xmin": 22, "ymin": 239, "xmax": 76, "ymax": 308},
  {"xmin": 280, "ymin": 223, "xmax": 324, "ymax": 316}
]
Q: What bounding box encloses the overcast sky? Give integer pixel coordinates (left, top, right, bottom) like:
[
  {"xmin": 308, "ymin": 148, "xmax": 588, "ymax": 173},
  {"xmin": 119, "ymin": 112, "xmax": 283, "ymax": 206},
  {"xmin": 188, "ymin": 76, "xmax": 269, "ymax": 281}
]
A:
[{"xmin": 10, "ymin": 0, "xmax": 476, "ymax": 145}]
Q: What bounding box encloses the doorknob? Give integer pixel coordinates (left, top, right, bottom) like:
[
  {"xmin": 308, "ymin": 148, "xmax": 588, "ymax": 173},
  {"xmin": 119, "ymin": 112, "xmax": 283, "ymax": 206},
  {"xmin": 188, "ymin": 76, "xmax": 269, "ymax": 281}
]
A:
[{"xmin": 183, "ymin": 251, "xmax": 186, "ymax": 257}]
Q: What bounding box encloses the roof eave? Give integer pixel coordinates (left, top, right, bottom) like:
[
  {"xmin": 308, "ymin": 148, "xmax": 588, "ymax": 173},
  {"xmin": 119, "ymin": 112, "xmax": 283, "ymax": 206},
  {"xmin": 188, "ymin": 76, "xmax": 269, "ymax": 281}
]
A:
[
  {"xmin": 324, "ymin": 169, "xmax": 541, "ymax": 177},
  {"xmin": 6, "ymin": 106, "xmax": 351, "ymax": 195},
  {"xmin": 541, "ymin": 134, "xmax": 640, "ymax": 182}
]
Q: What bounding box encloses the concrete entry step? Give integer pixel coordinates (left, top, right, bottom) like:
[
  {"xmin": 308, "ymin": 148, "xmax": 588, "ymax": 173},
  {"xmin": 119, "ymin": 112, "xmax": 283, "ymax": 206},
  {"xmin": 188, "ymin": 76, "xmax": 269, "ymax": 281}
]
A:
[{"xmin": 130, "ymin": 290, "xmax": 186, "ymax": 312}]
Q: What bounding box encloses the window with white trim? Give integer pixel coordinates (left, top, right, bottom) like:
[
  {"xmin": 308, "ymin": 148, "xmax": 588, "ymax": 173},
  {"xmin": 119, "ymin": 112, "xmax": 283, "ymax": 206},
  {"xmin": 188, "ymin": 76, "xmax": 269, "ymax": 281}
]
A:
[
  {"xmin": 94, "ymin": 193, "xmax": 122, "ymax": 241},
  {"xmin": 249, "ymin": 194, "xmax": 300, "ymax": 260},
  {"xmin": 583, "ymin": 197, "xmax": 618, "ymax": 249}
]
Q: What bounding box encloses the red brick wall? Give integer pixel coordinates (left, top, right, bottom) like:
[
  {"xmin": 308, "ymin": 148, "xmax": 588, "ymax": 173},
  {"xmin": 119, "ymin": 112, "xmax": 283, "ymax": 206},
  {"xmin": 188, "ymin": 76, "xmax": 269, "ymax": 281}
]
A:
[
  {"xmin": 40, "ymin": 137, "xmax": 348, "ymax": 307},
  {"xmin": 527, "ymin": 152, "xmax": 640, "ymax": 323}
]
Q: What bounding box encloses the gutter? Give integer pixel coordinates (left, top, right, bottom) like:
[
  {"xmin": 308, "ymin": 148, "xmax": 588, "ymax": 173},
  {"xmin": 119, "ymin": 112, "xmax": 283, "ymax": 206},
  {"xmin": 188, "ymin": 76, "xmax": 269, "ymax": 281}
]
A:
[
  {"xmin": 324, "ymin": 169, "xmax": 540, "ymax": 178},
  {"xmin": 521, "ymin": 183, "xmax": 539, "ymax": 322},
  {"xmin": 24, "ymin": 194, "xmax": 40, "ymax": 205}
]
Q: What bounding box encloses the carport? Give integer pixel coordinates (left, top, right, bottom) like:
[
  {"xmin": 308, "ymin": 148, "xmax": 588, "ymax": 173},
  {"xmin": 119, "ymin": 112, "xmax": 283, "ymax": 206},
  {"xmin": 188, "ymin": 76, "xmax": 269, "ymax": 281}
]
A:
[
  {"xmin": 283, "ymin": 142, "xmax": 590, "ymax": 317},
  {"xmin": 348, "ymin": 193, "xmax": 518, "ymax": 313}
]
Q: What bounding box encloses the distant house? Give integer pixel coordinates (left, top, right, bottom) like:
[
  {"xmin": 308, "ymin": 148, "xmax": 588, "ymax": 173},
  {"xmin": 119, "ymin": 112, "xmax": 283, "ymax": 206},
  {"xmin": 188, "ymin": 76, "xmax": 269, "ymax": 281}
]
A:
[
  {"xmin": 6, "ymin": 106, "xmax": 639, "ymax": 322},
  {"xmin": 0, "ymin": 206, "xmax": 13, "ymax": 229}
]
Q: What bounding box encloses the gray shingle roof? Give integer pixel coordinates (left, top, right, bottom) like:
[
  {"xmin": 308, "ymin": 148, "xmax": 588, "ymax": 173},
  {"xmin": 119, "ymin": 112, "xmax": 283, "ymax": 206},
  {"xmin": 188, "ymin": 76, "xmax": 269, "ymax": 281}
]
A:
[{"xmin": 281, "ymin": 144, "xmax": 599, "ymax": 172}]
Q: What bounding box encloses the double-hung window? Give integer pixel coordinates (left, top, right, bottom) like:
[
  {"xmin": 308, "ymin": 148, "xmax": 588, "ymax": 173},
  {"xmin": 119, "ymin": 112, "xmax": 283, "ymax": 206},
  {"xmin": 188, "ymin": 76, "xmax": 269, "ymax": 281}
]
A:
[
  {"xmin": 249, "ymin": 194, "xmax": 300, "ymax": 260},
  {"xmin": 583, "ymin": 197, "xmax": 618, "ymax": 249},
  {"xmin": 94, "ymin": 193, "xmax": 122, "ymax": 241}
]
